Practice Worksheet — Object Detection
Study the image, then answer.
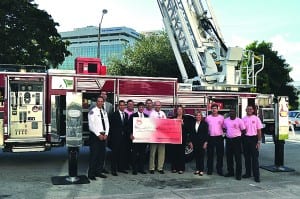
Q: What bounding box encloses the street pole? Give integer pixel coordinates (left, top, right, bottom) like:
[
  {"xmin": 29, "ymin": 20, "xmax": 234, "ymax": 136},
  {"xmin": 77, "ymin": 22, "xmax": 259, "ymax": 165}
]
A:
[{"xmin": 97, "ymin": 9, "xmax": 108, "ymax": 58}]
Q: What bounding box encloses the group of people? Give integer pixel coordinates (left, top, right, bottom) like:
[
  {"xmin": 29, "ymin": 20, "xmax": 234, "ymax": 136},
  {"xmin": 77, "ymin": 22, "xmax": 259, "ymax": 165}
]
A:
[
  {"xmin": 87, "ymin": 93, "xmax": 167, "ymax": 180},
  {"xmin": 204, "ymin": 104, "xmax": 263, "ymax": 183},
  {"xmin": 87, "ymin": 91, "xmax": 263, "ymax": 184}
]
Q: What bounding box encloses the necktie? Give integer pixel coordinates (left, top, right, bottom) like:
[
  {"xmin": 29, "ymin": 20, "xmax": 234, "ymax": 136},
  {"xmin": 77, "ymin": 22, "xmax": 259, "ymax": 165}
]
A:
[
  {"xmin": 100, "ymin": 109, "xmax": 106, "ymax": 131},
  {"xmin": 122, "ymin": 112, "xmax": 125, "ymax": 123},
  {"xmin": 103, "ymin": 103, "xmax": 106, "ymax": 111}
]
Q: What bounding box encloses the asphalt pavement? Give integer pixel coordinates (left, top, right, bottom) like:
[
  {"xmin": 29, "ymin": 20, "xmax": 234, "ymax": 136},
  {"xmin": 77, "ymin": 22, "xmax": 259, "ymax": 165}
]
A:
[{"xmin": 1, "ymin": 131, "xmax": 300, "ymax": 199}]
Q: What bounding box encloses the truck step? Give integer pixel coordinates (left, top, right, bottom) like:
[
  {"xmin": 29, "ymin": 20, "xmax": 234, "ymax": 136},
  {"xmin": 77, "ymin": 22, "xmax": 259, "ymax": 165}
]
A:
[{"xmin": 11, "ymin": 146, "xmax": 46, "ymax": 152}]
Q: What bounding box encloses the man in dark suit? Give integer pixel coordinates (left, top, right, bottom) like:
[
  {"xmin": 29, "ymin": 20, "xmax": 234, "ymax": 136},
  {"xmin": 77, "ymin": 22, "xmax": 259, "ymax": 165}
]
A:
[
  {"xmin": 128, "ymin": 102, "xmax": 148, "ymax": 175},
  {"xmin": 101, "ymin": 91, "xmax": 113, "ymax": 116},
  {"xmin": 109, "ymin": 100, "xmax": 129, "ymax": 176}
]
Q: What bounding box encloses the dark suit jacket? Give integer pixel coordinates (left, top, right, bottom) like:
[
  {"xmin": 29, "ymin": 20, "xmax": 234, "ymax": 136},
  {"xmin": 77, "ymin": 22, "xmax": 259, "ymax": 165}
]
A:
[
  {"xmin": 128, "ymin": 112, "xmax": 148, "ymax": 135},
  {"xmin": 109, "ymin": 111, "xmax": 129, "ymax": 146},
  {"xmin": 171, "ymin": 115, "xmax": 192, "ymax": 145},
  {"xmin": 190, "ymin": 120, "xmax": 209, "ymax": 147}
]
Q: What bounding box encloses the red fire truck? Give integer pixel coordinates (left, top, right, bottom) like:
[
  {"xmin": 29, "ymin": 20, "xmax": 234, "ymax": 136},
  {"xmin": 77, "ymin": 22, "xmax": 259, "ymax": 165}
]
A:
[
  {"xmin": 0, "ymin": 1, "xmax": 277, "ymax": 153},
  {"xmin": 0, "ymin": 57, "xmax": 274, "ymax": 153}
]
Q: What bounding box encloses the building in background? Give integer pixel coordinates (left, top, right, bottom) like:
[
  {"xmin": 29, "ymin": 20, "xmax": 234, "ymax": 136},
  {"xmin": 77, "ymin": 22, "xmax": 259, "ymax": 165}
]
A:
[{"xmin": 59, "ymin": 26, "xmax": 140, "ymax": 70}]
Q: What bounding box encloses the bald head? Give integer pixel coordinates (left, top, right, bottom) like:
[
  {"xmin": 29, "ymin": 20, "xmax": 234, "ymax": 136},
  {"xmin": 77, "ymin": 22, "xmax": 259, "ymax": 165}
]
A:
[{"xmin": 154, "ymin": 101, "xmax": 161, "ymax": 112}]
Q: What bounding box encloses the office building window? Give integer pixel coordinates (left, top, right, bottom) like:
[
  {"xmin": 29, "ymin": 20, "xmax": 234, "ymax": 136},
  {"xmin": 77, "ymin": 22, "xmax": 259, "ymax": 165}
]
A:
[{"xmin": 58, "ymin": 26, "xmax": 140, "ymax": 70}]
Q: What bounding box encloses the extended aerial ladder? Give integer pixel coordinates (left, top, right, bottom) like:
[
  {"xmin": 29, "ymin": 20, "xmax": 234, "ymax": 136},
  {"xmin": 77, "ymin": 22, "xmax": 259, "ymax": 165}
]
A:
[{"xmin": 157, "ymin": 0, "xmax": 264, "ymax": 89}]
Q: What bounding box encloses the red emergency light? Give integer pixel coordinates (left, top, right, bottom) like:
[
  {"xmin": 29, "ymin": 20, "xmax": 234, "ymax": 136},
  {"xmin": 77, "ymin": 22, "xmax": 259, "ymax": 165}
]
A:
[{"xmin": 75, "ymin": 57, "xmax": 107, "ymax": 75}]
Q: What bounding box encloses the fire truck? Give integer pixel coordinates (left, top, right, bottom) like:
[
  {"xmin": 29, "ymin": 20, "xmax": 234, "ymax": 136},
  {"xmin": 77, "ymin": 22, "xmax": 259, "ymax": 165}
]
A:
[
  {"xmin": 0, "ymin": 57, "xmax": 274, "ymax": 152},
  {"xmin": 0, "ymin": 0, "xmax": 276, "ymax": 153}
]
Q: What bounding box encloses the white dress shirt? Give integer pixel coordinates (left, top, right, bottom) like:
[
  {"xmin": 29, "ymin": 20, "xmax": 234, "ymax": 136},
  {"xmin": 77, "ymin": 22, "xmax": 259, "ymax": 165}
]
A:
[
  {"xmin": 150, "ymin": 110, "xmax": 166, "ymax": 119},
  {"xmin": 88, "ymin": 106, "xmax": 110, "ymax": 136},
  {"xmin": 195, "ymin": 121, "xmax": 200, "ymax": 132}
]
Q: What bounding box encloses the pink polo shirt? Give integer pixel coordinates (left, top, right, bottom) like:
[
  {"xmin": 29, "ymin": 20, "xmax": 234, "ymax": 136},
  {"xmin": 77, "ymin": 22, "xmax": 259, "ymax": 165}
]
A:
[
  {"xmin": 205, "ymin": 114, "xmax": 224, "ymax": 136},
  {"xmin": 124, "ymin": 109, "xmax": 134, "ymax": 118},
  {"xmin": 223, "ymin": 117, "xmax": 245, "ymax": 138},
  {"xmin": 143, "ymin": 109, "xmax": 153, "ymax": 116},
  {"xmin": 242, "ymin": 115, "xmax": 263, "ymax": 136}
]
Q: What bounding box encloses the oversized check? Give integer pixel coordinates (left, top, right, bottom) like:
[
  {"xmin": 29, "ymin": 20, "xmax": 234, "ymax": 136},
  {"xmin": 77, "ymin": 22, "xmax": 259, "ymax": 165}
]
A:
[{"xmin": 133, "ymin": 118, "xmax": 182, "ymax": 144}]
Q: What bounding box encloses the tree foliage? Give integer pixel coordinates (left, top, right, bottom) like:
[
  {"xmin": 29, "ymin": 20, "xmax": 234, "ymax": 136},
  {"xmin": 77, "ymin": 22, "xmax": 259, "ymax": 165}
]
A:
[
  {"xmin": 108, "ymin": 31, "xmax": 195, "ymax": 82},
  {"xmin": 247, "ymin": 41, "xmax": 298, "ymax": 109},
  {"xmin": 0, "ymin": 0, "xmax": 70, "ymax": 68}
]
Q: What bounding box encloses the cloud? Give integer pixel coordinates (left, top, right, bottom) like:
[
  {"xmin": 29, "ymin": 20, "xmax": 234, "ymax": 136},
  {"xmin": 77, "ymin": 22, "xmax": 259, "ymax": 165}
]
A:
[
  {"xmin": 226, "ymin": 35, "xmax": 252, "ymax": 48},
  {"xmin": 270, "ymin": 35, "xmax": 300, "ymax": 81}
]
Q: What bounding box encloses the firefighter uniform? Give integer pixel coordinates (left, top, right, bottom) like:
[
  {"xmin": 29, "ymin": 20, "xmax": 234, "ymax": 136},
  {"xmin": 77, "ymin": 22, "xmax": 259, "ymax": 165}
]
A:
[{"xmin": 88, "ymin": 106, "xmax": 109, "ymax": 179}]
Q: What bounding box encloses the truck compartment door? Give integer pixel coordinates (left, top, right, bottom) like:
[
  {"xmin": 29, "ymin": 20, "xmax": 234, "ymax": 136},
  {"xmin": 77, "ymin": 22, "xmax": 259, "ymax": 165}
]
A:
[{"xmin": 8, "ymin": 77, "xmax": 45, "ymax": 138}]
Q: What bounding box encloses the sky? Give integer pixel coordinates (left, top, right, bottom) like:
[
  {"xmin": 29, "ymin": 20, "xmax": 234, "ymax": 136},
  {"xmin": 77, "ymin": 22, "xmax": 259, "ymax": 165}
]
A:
[{"xmin": 34, "ymin": 0, "xmax": 300, "ymax": 81}]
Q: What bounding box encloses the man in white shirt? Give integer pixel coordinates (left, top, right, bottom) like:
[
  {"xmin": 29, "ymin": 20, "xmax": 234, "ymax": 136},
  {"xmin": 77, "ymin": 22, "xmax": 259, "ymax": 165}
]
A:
[
  {"xmin": 88, "ymin": 96, "xmax": 109, "ymax": 180},
  {"xmin": 149, "ymin": 101, "xmax": 167, "ymax": 174},
  {"xmin": 89, "ymin": 91, "xmax": 113, "ymax": 117}
]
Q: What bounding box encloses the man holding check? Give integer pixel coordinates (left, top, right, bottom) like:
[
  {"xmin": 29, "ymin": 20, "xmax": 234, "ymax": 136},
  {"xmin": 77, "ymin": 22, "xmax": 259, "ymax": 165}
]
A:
[
  {"xmin": 129, "ymin": 102, "xmax": 148, "ymax": 175},
  {"xmin": 149, "ymin": 101, "xmax": 167, "ymax": 174}
]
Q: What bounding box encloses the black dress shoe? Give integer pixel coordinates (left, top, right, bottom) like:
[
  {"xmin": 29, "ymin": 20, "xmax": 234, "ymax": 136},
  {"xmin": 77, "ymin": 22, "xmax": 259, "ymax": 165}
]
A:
[
  {"xmin": 158, "ymin": 170, "xmax": 165, "ymax": 174},
  {"xmin": 102, "ymin": 168, "xmax": 109, "ymax": 174},
  {"xmin": 139, "ymin": 170, "xmax": 147, "ymax": 174},
  {"xmin": 96, "ymin": 173, "xmax": 107, "ymax": 178},
  {"xmin": 242, "ymin": 174, "xmax": 251, "ymax": 178},
  {"xmin": 132, "ymin": 171, "xmax": 137, "ymax": 175},
  {"xmin": 111, "ymin": 171, "xmax": 118, "ymax": 176},
  {"xmin": 149, "ymin": 170, "xmax": 154, "ymax": 174},
  {"xmin": 254, "ymin": 177, "xmax": 260, "ymax": 183},
  {"xmin": 224, "ymin": 173, "xmax": 234, "ymax": 177},
  {"xmin": 217, "ymin": 171, "xmax": 223, "ymax": 176},
  {"xmin": 88, "ymin": 176, "xmax": 96, "ymax": 180},
  {"xmin": 118, "ymin": 170, "xmax": 128, "ymax": 174},
  {"xmin": 236, "ymin": 176, "xmax": 241, "ymax": 180}
]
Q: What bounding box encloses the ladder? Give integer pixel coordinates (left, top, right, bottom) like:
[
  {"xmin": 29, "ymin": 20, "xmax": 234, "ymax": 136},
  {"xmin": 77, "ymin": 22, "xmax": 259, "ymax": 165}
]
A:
[{"xmin": 157, "ymin": 0, "xmax": 264, "ymax": 88}]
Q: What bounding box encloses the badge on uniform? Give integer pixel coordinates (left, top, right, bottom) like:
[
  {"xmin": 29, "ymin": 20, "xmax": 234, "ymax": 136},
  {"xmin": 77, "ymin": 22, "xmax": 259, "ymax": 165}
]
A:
[{"xmin": 89, "ymin": 110, "xmax": 94, "ymax": 115}]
